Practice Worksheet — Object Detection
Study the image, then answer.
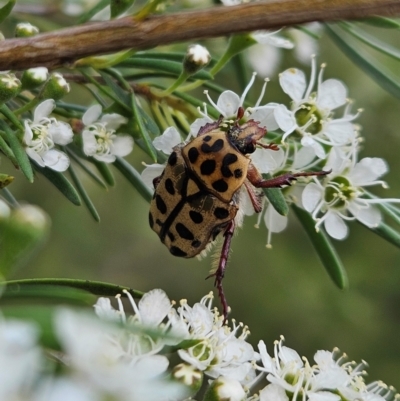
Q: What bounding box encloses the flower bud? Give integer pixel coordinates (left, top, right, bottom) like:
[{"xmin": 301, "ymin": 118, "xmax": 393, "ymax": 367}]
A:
[
  {"xmin": 203, "ymin": 377, "xmax": 246, "ymax": 401},
  {"xmin": 0, "ymin": 204, "xmax": 50, "ymax": 277},
  {"xmin": 183, "ymin": 44, "xmax": 211, "ymax": 75},
  {"xmin": 171, "ymin": 363, "xmax": 203, "ymax": 395},
  {"xmin": 0, "ymin": 73, "xmax": 21, "ymax": 104},
  {"xmin": 15, "ymin": 22, "xmax": 39, "ymax": 38},
  {"xmin": 21, "ymin": 67, "xmax": 49, "ymax": 90},
  {"xmin": 39, "ymin": 73, "xmax": 70, "ymax": 100}
]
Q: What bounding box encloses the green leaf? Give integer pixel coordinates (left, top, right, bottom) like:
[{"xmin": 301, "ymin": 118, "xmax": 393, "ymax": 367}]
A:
[
  {"xmin": 131, "ymin": 51, "xmax": 218, "ymax": 67},
  {"xmin": 111, "ymin": 0, "xmax": 135, "ymax": 18},
  {"xmin": 360, "ymin": 16, "xmax": 400, "ymax": 29},
  {"xmin": 368, "ymin": 222, "xmax": 400, "ymax": 248},
  {"xmin": 137, "ymin": 106, "xmax": 160, "ymax": 138},
  {"xmin": 78, "ymin": 0, "xmax": 109, "ymax": 23},
  {"xmin": 118, "ymin": 58, "xmax": 213, "ymax": 81},
  {"xmin": 93, "ymin": 160, "xmax": 116, "ymax": 186},
  {"xmin": 0, "ymin": 0, "xmax": 15, "ymax": 24},
  {"xmin": 130, "ymin": 92, "xmax": 157, "ymax": 161},
  {"xmin": 0, "ymin": 133, "xmax": 17, "ymax": 166},
  {"xmin": 33, "ymin": 163, "xmax": 81, "ymax": 206},
  {"xmin": 262, "ymin": 174, "xmax": 289, "ymax": 216},
  {"xmin": 3, "ymin": 278, "xmax": 144, "ymax": 298},
  {"xmin": 340, "ymin": 22, "xmax": 400, "ymax": 61},
  {"xmin": 66, "ymin": 149, "xmax": 108, "ymax": 189},
  {"xmin": 113, "ymin": 157, "xmax": 153, "ymax": 203},
  {"xmin": 0, "ymin": 120, "xmax": 34, "ymax": 183},
  {"xmin": 292, "ymin": 204, "xmax": 348, "ymax": 290},
  {"xmin": 97, "ymin": 70, "xmax": 131, "ymax": 112},
  {"xmin": 68, "ymin": 162, "xmax": 100, "ymax": 222},
  {"xmin": 326, "ymin": 24, "xmax": 400, "ymax": 100}
]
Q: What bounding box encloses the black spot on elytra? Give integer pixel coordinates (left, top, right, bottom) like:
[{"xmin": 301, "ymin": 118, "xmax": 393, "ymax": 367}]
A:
[
  {"xmin": 201, "ymin": 139, "xmax": 224, "ymax": 154},
  {"xmin": 156, "ymin": 219, "xmax": 163, "ymax": 226},
  {"xmin": 234, "ymin": 168, "xmax": 243, "ymax": 178},
  {"xmin": 212, "ymin": 179, "xmax": 228, "ymax": 193},
  {"xmin": 155, "ymin": 194, "xmax": 167, "ymax": 214},
  {"xmin": 165, "ymin": 178, "xmax": 175, "ymax": 195},
  {"xmin": 191, "ymin": 239, "xmax": 202, "ymax": 248},
  {"xmin": 176, "ymin": 223, "xmax": 194, "ymax": 240},
  {"xmin": 170, "ymin": 246, "xmax": 187, "ymax": 257},
  {"xmin": 214, "ymin": 207, "xmax": 230, "ymax": 219},
  {"xmin": 189, "ymin": 210, "xmax": 203, "ymax": 224},
  {"xmin": 167, "ymin": 231, "xmax": 175, "ymax": 242},
  {"xmin": 200, "ymin": 159, "xmax": 216, "ymax": 175},
  {"xmin": 149, "ymin": 212, "xmax": 154, "ymax": 228},
  {"xmin": 168, "ymin": 151, "xmax": 177, "ymax": 166},
  {"xmin": 188, "ymin": 147, "xmax": 199, "ymax": 163},
  {"xmin": 221, "ymin": 153, "xmax": 238, "ymax": 178},
  {"xmin": 203, "ymin": 135, "xmax": 212, "ymax": 142}
]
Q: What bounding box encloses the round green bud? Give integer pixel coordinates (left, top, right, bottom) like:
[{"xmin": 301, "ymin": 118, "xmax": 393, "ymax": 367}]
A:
[
  {"xmin": 0, "ymin": 73, "xmax": 21, "ymax": 104},
  {"xmin": 21, "ymin": 67, "xmax": 49, "ymax": 90},
  {"xmin": 39, "ymin": 73, "xmax": 70, "ymax": 100},
  {"xmin": 15, "ymin": 22, "xmax": 39, "ymax": 38},
  {"xmin": 183, "ymin": 44, "xmax": 211, "ymax": 75},
  {"xmin": 171, "ymin": 363, "xmax": 203, "ymax": 394},
  {"xmin": 0, "ymin": 174, "xmax": 14, "ymax": 189}
]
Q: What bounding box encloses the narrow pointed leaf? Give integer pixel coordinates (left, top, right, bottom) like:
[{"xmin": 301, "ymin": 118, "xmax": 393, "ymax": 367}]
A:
[
  {"xmin": 3, "ymin": 278, "xmax": 143, "ymax": 298},
  {"xmin": 131, "ymin": 52, "xmax": 218, "ymax": 67},
  {"xmin": 113, "ymin": 156, "xmax": 152, "ymax": 203},
  {"xmin": 340, "ymin": 22, "xmax": 400, "ymax": 61},
  {"xmin": 0, "ymin": 133, "xmax": 17, "ymax": 165},
  {"xmin": 292, "ymin": 204, "xmax": 348, "ymax": 290},
  {"xmin": 368, "ymin": 223, "xmax": 400, "ymax": 248},
  {"xmin": 361, "ymin": 16, "xmax": 400, "ymax": 29},
  {"xmin": 66, "ymin": 149, "xmax": 107, "ymax": 189},
  {"xmin": 0, "ymin": 104, "xmax": 24, "ymax": 131},
  {"xmin": 130, "ymin": 92, "xmax": 157, "ymax": 161},
  {"xmin": 262, "ymin": 173, "xmax": 289, "ymax": 216},
  {"xmin": 326, "ymin": 24, "xmax": 400, "ymax": 100},
  {"xmin": 33, "ymin": 163, "xmax": 81, "ymax": 206},
  {"xmin": 78, "ymin": 0, "xmax": 109, "ymax": 23},
  {"xmin": 0, "ymin": 120, "xmax": 33, "ymax": 183},
  {"xmin": 0, "ymin": 0, "xmax": 15, "ymax": 24},
  {"xmin": 118, "ymin": 58, "xmax": 213, "ymax": 80},
  {"xmin": 97, "ymin": 70, "xmax": 131, "ymax": 112},
  {"xmin": 68, "ymin": 162, "xmax": 100, "ymax": 222},
  {"xmin": 93, "ymin": 160, "xmax": 115, "ymax": 186}
]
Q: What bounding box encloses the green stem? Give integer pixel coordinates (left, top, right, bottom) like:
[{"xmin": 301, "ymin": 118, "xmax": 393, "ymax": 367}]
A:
[
  {"xmin": 159, "ymin": 71, "xmax": 190, "ymax": 96},
  {"xmin": 135, "ymin": 0, "xmax": 165, "ymax": 20},
  {"xmin": 14, "ymin": 98, "xmax": 39, "ymax": 116}
]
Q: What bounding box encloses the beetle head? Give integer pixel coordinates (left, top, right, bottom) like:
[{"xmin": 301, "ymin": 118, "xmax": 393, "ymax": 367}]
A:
[{"xmin": 228, "ymin": 120, "xmax": 266, "ymax": 155}]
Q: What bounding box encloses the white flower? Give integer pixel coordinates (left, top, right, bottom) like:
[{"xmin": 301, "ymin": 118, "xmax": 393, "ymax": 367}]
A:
[
  {"xmin": 302, "ymin": 150, "xmax": 400, "ymax": 240},
  {"xmin": 176, "ymin": 293, "xmax": 257, "ymax": 384},
  {"xmin": 185, "ymin": 44, "xmax": 211, "ymax": 71},
  {"xmin": 24, "ymin": 99, "xmax": 73, "ymax": 171},
  {"xmin": 275, "ymin": 58, "xmax": 358, "ymax": 158},
  {"xmin": 55, "ymin": 306, "xmax": 186, "ymax": 401},
  {"xmin": 0, "ymin": 317, "xmax": 43, "ymax": 400},
  {"xmin": 82, "ymin": 104, "xmax": 133, "ymax": 163},
  {"xmin": 206, "ymin": 376, "xmax": 247, "ymax": 401}
]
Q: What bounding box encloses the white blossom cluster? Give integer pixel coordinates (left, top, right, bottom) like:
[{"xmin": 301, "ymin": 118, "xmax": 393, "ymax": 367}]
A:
[
  {"xmin": 142, "ymin": 60, "xmax": 400, "ymax": 243},
  {"xmin": 0, "ymin": 289, "xmax": 397, "ymax": 401},
  {"xmin": 23, "ymin": 99, "xmax": 133, "ymax": 172}
]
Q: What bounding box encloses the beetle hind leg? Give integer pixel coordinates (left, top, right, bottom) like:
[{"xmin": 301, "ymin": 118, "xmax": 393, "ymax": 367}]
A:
[{"xmin": 206, "ymin": 220, "xmax": 235, "ymax": 323}]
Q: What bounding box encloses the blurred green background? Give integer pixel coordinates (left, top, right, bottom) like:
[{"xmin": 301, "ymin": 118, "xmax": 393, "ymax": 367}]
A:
[{"xmin": 2, "ymin": 23, "xmax": 400, "ymax": 388}]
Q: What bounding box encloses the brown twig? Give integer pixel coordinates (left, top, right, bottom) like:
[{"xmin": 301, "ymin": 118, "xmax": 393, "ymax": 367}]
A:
[{"xmin": 2, "ymin": 0, "xmax": 400, "ymax": 71}]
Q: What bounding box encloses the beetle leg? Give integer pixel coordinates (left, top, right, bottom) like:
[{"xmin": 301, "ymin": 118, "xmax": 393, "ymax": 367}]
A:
[
  {"xmin": 243, "ymin": 180, "xmax": 263, "ymax": 213},
  {"xmin": 206, "ymin": 220, "xmax": 235, "ymax": 323},
  {"xmin": 247, "ymin": 163, "xmax": 330, "ymax": 188}
]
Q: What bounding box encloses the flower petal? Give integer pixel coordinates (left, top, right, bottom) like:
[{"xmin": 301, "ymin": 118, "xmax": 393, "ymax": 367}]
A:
[
  {"xmin": 82, "ymin": 130, "xmax": 98, "ymax": 157},
  {"xmin": 348, "ymin": 202, "xmax": 381, "ymax": 228},
  {"xmin": 153, "ymin": 127, "xmax": 181, "ymax": 154},
  {"xmin": 189, "ymin": 117, "xmax": 213, "ymax": 138},
  {"xmin": 141, "ymin": 163, "xmax": 165, "ymax": 189},
  {"xmin": 34, "ymin": 99, "xmax": 55, "ymax": 122},
  {"xmin": 110, "ymin": 135, "xmax": 134, "ymax": 157},
  {"xmin": 100, "ymin": 113, "xmax": 128, "ymax": 131},
  {"xmin": 217, "ymin": 90, "xmax": 241, "ymax": 117},
  {"xmin": 263, "ymin": 203, "xmax": 288, "ymax": 233},
  {"xmin": 26, "ymin": 147, "xmax": 45, "ymax": 166},
  {"xmin": 260, "ymin": 384, "xmax": 289, "ymax": 401},
  {"xmin": 317, "ymin": 79, "xmax": 347, "ymax": 111},
  {"xmin": 323, "ymin": 121, "xmax": 354, "ymax": 146},
  {"xmin": 301, "ymin": 136, "xmax": 325, "ymax": 159},
  {"xmin": 42, "ymin": 149, "xmax": 70, "ymax": 171},
  {"xmin": 302, "ymin": 182, "xmax": 323, "ymax": 212},
  {"xmin": 49, "ymin": 121, "xmax": 74, "ymax": 145},
  {"xmin": 82, "ymin": 104, "xmax": 102, "ymax": 126},
  {"xmin": 274, "ymin": 104, "xmax": 296, "ymax": 132},
  {"xmin": 279, "ymin": 68, "xmax": 306, "ymax": 103},
  {"xmin": 139, "ymin": 289, "xmax": 172, "ymax": 327},
  {"xmin": 251, "ymin": 148, "xmax": 283, "ymax": 174},
  {"xmin": 349, "ymin": 157, "xmax": 388, "ymax": 185},
  {"xmin": 247, "ymin": 44, "xmax": 282, "ymax": 78},
  {"xmin": 324, "ymin": 211, "xmax": 348, "ymax": 240},
  {"xmin": 293, "ymin": 145, "xmax": 316, "ymax": 169},
  {"xmin": 250, "ymin": 103, "xmax": 279, "ymax": 130}
]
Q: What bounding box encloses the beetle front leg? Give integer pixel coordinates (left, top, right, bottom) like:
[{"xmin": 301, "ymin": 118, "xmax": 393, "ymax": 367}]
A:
[
  {"xmin": 247, "ymin": 163, "xmax": 330, "ymax": 189},
  {"xmin": 206, "ymin": 220, "xmax": 235, "ymax": 323}
]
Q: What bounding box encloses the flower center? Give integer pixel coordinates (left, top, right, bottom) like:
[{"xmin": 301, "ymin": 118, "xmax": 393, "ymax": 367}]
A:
[
  {"xmin": 31, "ymin": 124, "xmax": 54, "ymax": 153},
  {"xmin": 91, "ymin": 125, "xmax": 114, "ymax": 156},
  {"xmin": 294, "ymin": 102, "xmax": 322, "ymax": 135},
  {"xmin": 324, "ymin": 176, "xmax": 356, "ymax": 209}
]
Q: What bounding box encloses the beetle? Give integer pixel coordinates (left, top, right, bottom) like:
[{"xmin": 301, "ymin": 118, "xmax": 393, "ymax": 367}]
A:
[{"xmin": 149, "ymin": 108, "xmax": 328, "ymax": 320}]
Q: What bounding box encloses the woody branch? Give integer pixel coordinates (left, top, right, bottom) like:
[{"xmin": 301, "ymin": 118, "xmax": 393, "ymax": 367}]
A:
[{"xmin": 1, "ymin": 0, "xmax": 400, "ymax": 71}]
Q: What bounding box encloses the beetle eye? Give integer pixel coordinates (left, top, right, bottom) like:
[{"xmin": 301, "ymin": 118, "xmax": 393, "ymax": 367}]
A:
[{"xmin": 244, "ymin": 142, "xmax": 256, "ymax": 154}]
